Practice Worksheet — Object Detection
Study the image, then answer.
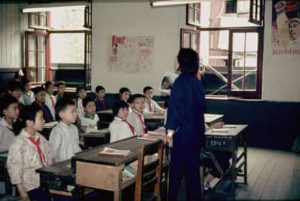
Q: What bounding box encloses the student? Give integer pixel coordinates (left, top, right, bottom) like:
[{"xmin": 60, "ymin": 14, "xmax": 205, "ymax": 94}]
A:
[
  {"xmin": 44, "ymin": 81, "xmax": 56, "ymax": 121},
  {"xmin": 7, "ymin": 105, "xmax": 53, "ymax": 201},
  {"xmin": 127, "ymin": 94, "xmax": 147, "ymax": 136},
  {"xmin": 79, "ymin": 97, "xmax": 99, "ymax": 133},
  {"xmin": 143, "ymin": 86, "xmax": 165, "ymax": 115},
  {"xmin": 119, "ymin": 87, "xmax": 131, "ymax": 103},
  {"xmin": 32, "ymin": 87, "xmax": 54, "ymax": 123},
  {"xmin": 76, "ymin": 86, "xmax": 87, "ymax": 117},
  {"xmin": 95, "ymin": 85, "xmax": 109, "ymax": 112},
  {"xmin": 0, "ymin": 95, "xmax": 19, "ymax": 151},
  {"xmin": 8, "ymin": 80, "xmax": 23, "ymax": 101},
  {"xmin": 20, "ymin": 78, "xmax": 34, "ymax": 106},
  {"xmin": 166, "ymin": 48, "xmax": 206, "ymax": 201},
  {"xmin": 56, "ymin": 81, "xmax": 66, "ymax": 102},
  {"xmin": 109, "ymin": 101, "xmax": 135, "ymax": 142},
  {"xmin": 49, "ymin": 98, "xmax": 81, "ymax": 162}
]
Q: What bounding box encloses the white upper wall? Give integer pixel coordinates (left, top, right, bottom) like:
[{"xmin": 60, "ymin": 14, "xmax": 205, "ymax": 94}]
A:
[
  {"xmin": 92, "ymin": 2, "xmax": 188, "ymax": 94},
  {"xmin": 262, "ymin": 0, "xmax": 300, "ymax": 102}
]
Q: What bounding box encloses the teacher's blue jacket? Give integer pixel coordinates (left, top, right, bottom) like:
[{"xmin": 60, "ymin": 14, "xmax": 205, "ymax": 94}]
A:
[{"xmin": 165, "ymin": 74, "xmax": 206, "ymax": 147}]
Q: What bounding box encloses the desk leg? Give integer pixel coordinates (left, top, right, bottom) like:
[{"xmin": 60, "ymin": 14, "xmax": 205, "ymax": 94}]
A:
[
  {"xmin": 114, "ymin": 190, "xmax": 122, "ymax": 201},
  {"xmin": 244, "ymin": 133, "xmax": 248, "ymax": 184},
  {"xmin": 231, "ymin": 149, "xmax": 237, "ymax": 195}
]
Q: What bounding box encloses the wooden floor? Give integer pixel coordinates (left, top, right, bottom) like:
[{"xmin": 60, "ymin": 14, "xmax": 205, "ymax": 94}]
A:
[{"xmin": 178, "ymin": 147, "xmax": 300, "ymax": 201}]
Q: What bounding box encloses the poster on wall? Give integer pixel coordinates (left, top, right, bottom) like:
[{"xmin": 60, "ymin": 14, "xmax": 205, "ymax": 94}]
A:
[
  {"xmin": 272, "ymin": 0, "xmax": 300, "ymax": 55},
  {"xmin": 108, "ymin": 35, "xmax": 154, "ymax": 73}
]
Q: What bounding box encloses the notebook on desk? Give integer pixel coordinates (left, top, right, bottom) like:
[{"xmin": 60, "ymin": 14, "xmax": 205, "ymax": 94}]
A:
[{"xmin": 98, "ymin": 147, "xmax": 132, "ymax": 158}]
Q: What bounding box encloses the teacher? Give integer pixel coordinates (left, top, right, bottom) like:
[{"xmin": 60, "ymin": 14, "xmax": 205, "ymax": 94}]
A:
[{"xmin": 166, "ymin": 48, "xmax": 206, "ymax": 201}]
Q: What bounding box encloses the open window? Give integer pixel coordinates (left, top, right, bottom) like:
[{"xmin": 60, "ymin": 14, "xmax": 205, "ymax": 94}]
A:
[
  {"xmin": 249, "ymin": 0, "xmax": 264, "ymax": 25},
  {"xmin": 23, "ymin": 4, "xmax": 92, "ymax": 88},
  {"xmin": 185, "ymin": 0, "xmax": 264, "ymax": 99}
]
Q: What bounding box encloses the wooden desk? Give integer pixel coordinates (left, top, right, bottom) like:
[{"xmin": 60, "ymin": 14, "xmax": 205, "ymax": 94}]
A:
[
  {"xmin": 81, "ymin": 128, "xmax": 110, "ymax": 149},
  {"xmin": 36, "ymin": 160, "xmax": 75, "ymax": 197},
  {"xmin": 203, "ymin": 124, "xmax": 247, "ymax": 195},
  {"xmin": 97, "ymin": 110, "xmax": 113, "ymax": 128},
  {"xmin": 144, "ymin": 114, "xmax": 165, "ymax": 131},
  {"xmin": 72, "ymin": 137, "xmax": 162, "ymax": 201},
  {"xmin": 0, "ymin": 151, "xmax": 13, "ymax": 195},
  {"xmin": 204, "ymin": 114, "xmax": 224, "ymax": 129}
]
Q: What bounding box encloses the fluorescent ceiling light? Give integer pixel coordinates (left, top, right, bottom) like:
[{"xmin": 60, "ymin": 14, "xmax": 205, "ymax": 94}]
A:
[
  {"xmin": 22, "ymin": 5, "xmax": 86, "ymax": 13},
  {"xmin": 151, "ymin": 0, "xmax": 202, "ymax": 7}
]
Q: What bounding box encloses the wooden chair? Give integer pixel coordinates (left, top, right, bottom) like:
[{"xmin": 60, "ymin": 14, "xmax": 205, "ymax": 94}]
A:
[{"xmin": 134, "ymin": 140, "xmax": 164, "ymax": 201}]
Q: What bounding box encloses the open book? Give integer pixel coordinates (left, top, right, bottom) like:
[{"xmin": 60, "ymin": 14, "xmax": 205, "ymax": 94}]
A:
[{"xmin": 98, "ymin": 147, "xmax": 132, "ymax": 158}]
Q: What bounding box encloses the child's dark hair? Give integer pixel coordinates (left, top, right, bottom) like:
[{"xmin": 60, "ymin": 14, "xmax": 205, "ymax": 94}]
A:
[
  {"xmin": 32, "ymin": 86, "xmax": 45, "ymax": 95},
  {"xmin": 82, "ymin": 97, "xmax": 95, "ymax": 108},
  {"xmin": 0, "ymin": 95, "xmax": 19, "ymax": 117},
  {"xmin": 8, "ymin": 80, "xmax": 22, "ymax": 92},
  {"xmin": 20, "ymin": 77, "xmax": 30, "ymax": 91},
  {"xmin": 14, "ymin": 104, "xmax": 42, "ymax": 133},
  {"xmin": 95, "ymin": 85, "xmax": 105, "ymax": 93},
  {"xmin": 76, "ymin": 86, "xmax": 86, "ymax": 94},
  {"xmin": 143, "ymin": 86, "xmax": 153, "ymax": 94},
  {"xmin": 119, "ymin": 87, "xmax": 131, "ymax": 95},
  {"xmin": 112, "ymin": 101, "xmax": 129, "ymax": 117},
  {"xmin": 128, "ymin": 94, "xmax": 145, "ymax": 104},
  {"xmin": 56, "ymin": 81, "xmax": 66, "ymax": 88},
  {"xmin": 44, "ymin": 81, "xmax": 54, "ymax": 90},
  {"xmin": 55, "ymin": 98, "xmax": 76, "ymax": 121}
]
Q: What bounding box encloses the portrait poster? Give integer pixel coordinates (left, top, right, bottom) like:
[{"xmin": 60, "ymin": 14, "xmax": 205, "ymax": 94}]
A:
[
  {"xmin": 108, "ymin": 35, "xmax": 154, "ymax": 73},
  {"xmin": 272, "ymin": 0, "xmax": 300, "ymax": 55}
]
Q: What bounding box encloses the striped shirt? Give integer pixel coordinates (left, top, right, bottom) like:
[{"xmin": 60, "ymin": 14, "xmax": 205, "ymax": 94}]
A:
[
  {"xmin": 49, "ymin": 121, "xmax": 82, "ymax": 162},
  {"xmin": 80, "ymin": 113, "xmax": 99, "ymax": 133},
  {"xmin": 143, "ymin": 99, "xmax": 165, "ymax": 115}
]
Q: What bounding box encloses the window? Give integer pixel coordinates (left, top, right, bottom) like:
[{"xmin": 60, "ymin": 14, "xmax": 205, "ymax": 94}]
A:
[
  {"xmin": 25, "ymin": 32, "xmax": 49, "ymax": 83},
  {"xmin": 180, "ymin": 29, "xmax": 200, "ymax": 53},
  {"xmin": 28, "ymin": 12, "xmax": 50, "ymax": 30},
  {"xmin": 249, "ymin": 0, "xmax": 264, "ymax": 25},
  {"xmin": 187, "ymin": 3, "xmax": 201, "ymax": 27},
  {"xmin": 185, "ymin": 0, "xmax": 264, "ymax": 99}
]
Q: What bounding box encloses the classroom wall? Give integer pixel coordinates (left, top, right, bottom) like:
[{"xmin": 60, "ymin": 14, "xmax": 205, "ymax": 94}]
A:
[
  {"xmin": 91, "ymin": 2, "xmax": 189, "ymax": 94},
  {"xmin": 0, "ymin": 3, "xmax": 26, "ymax": 69},
  {"xmin": 262, "ymin": 1, "xmax": 300, "ymax": 102}
]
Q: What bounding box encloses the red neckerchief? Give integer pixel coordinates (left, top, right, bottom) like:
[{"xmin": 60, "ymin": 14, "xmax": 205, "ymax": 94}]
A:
[
  {"xmin": 27, "ymin": 136, "xmax": 47, "ymax": 166},
  {"xmin": 122, "ymin": 119, "xmax": 135, "ymax": 135},
  {"xmin": 133, "ymin": 109, "xmax": 147, "ymax": 134}
]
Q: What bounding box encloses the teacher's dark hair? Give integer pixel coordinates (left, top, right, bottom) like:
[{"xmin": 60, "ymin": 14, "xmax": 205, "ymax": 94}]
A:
[{"xmin": 177, "ymin": 48, "xmax": 199, "ymax": 75}]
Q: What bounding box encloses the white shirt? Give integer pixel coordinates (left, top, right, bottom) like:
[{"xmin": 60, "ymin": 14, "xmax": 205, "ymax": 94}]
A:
[
  {"xmin": 0, "ymin": 118, "xmax": 15, "ymax": 151},
  {"xmin": 49, "ymin": 121, "xmax": 81, "ymax": 162},
  {"xmin": 45, "ymin": 93, "xmax": 56, "ymax": 120},
  {"xmin": 127, "ymin": 109, "xmax": 146, "ymax": 136},
  {"xmin": 109, "ymin": 117, "xmax": 135, "ymax": 143},
  {"xmin": 76, "ymin": 98, "xmax": 84, "ymax": 117},
  {"xmin": 80, "ymin": 113, "xmax": 99, "ymax": 133},
  {"xmin": 7, "ymin": 129, "xmax": 53, "ymax": 192},
  {"xmin": 143, "ymin": 99, "xmax": 165, "ymax": 115}
]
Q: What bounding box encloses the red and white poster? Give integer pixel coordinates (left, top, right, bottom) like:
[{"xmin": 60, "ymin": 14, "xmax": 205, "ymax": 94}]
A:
[{"xmin": 272, "ymin": 0, "xmax": 300, "ymax": 55}]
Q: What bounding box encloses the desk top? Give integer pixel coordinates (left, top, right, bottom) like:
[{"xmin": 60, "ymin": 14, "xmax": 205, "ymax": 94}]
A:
[
  {"xmin": 36, "ymin": 160, "xmax": 72, "ymax": 176},
  {"xmin": 72, "ymin": 136, "xmax": 161, "ymax": 166},
  {"xmin": 205, "ymin": 124, "xmax": 247, "ymax": 137},
  {"xmin": 204, "ymin": 114, "xmax": 224, "ymax": 124},
  {"xmin": 96, "ymin": 109, "xmax": 113, "ymax": 114},
  {"xmin": 44, "ymin": 121, "xmax": 58, "ymax": 129},
  {"xmin": 81, "ymin": 128, "xmax": 110, "ymax": 138},
  {"xmin": 144, "ymin": 114, "xmax": 165, "ymax": 120}
]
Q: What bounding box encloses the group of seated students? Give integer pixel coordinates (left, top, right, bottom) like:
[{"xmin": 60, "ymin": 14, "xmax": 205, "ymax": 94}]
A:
[{"xmin": 0, "ymin": 77, "xmax": 166, "ymax": 201}]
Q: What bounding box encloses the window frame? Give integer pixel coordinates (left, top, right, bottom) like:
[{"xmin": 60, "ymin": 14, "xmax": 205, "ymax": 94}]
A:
[{"xmin": 186, "ymin": 3, "xmax": 201, "ymax": 27}]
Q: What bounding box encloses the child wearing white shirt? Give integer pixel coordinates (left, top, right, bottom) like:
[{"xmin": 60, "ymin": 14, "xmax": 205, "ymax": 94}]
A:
[
  {"xmin": 143, "ymin": 86, "xmax": 165, "ymax": 115},
  {"xmin": 76, "ymin": 86, "xmax": 87, "ymax": 117},
  {"xmin": 79, "ymin": 97, "xmax": 99, "ymax": 133},
  {"xmin": 44, "ymin": 81, "xmax": 56, "ymax": 120},
  {"xmin": 49, "ymin": 98, "xmax": 81, "ymax": 162},
  {"xmin": 109, "ymin": 101, "xmax": 135, "ymax": 143},
  {"xmin": 127, "ymin": 94, "xmax": 147, "ymax": 136}
]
